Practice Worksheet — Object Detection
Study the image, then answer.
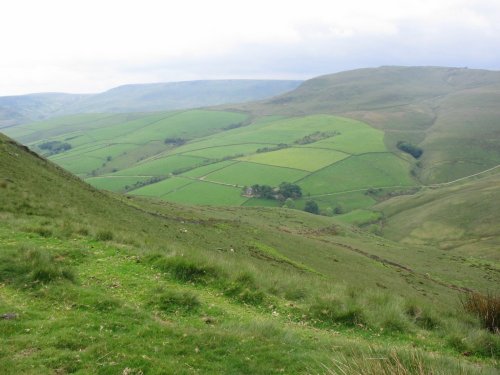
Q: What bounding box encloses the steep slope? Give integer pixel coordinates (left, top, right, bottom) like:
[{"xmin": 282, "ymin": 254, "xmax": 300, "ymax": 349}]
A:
[
  {"xmin": 1, "ymin": 132, "xmax": 498, "ymax": 373},
  {"xmin": 233, "ymin": 66, "xmax": 500, "ymax": 184}
]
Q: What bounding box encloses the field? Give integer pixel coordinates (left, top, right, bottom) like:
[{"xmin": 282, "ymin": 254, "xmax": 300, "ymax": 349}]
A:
[
  {"xmin": 4, "ymin": 111, "xmax": 420, "ymax": 215},
  {"xmin": 0, "ymin": 132, "xmax": 498, "ymax": 373}
]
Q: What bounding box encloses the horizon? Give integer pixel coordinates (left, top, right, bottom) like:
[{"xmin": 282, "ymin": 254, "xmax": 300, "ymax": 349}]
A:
[
  {"xmin": 3, "ymin": 65, "xmax": 499, "ymax": 97},
  {"xmin": 2, "ymin": 0, "xmax": 500, "ymax": 96}
]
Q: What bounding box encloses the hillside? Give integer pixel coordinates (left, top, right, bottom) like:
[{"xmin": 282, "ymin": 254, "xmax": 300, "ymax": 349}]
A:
[
  {"xmin": 1, "ymin": 132, "xmax": 498, "ymax": 373},
  {"xmin": 375, "ymin": 169, "xmax": 500, "ymax": 261},
  {"xmin": 233, "ymin": 66, "xmax": 500, "ymax": 184},
  {"xmin": 0, "ymin": 93, "xmax": 87, "ymax": 128},
  {"xmin": 0, "ymin": 80, "xmax": 302, "ymax": 127}
]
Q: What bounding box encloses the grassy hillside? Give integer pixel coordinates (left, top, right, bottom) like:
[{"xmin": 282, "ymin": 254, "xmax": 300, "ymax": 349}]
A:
[
  {"xmin": 0, "ymin": 80, "xmax": 301, "ymax": 126},
  {"xmin": 375, "ymin": 168, "xmax": 500, "ymax": 262},
  {"xmin": 231, "ymin": 66, "xmax": 500, "ymax": 184},
  {"xmin": 1, "ymin": 132, "xmax": 499, "ymax": 373}
]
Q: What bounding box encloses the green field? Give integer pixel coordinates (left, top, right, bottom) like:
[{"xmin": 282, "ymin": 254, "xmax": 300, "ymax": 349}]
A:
[
  {"xmin": 129, "ymin": 176, "xmax": 194, "ymax": 197},
  {"xmin": 5, "ymin": 109, "xmax": 420, "ymax": 213},
  {"xmin": 205, "ymin": 161, "xmax": 309, "ymax": 186},
  {"xmin": 299, "ymin": 153, "xmax": 415, "ymax": 195},
  {"xmin": 114, "ymin": 155, "xmax": 207, "ymax": 177},
  {"xmin": 238, "ymin": 147, "xmax": 349, "ymax": 171},
  {"xmin": 86, "ymin": 176, "xmax": 152, "ymax": 192},
  {"xmin": 164, "ymin": 181, "xmax": 248, "ymax": 205}
]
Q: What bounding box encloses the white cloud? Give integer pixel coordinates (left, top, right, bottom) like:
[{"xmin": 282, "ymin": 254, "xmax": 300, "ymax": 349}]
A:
[{"xmin": 0, "ymin": 0, "xmax": 499, "ymax": 94}]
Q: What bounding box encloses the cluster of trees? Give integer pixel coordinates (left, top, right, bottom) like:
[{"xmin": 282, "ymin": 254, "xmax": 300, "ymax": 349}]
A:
[
  {"xmin": 294, "ymin": 131, "xmax": 340, "ymax": 145},
  {"xmin": 397, "ymin": 141, "xmax": 423, "ymax": 159},
  {"xmin": 246, "ymin": 182, "xmax": 302, "ymax": 201},
  {"xmin": 256, "ymin": 144, "xmax": 288, "ymax": 153},
  {"xmin": 164, "ymin": 137, "xmax": 186, "ymax": 146},
  {"xmin": 38, "ymin": 141, "xmax": 72, "ymax": 155}
]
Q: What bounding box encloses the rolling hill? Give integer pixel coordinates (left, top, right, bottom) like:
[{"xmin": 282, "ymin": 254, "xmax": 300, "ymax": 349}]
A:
[
  {"xmin": 0, "ymin": 79, "xmax": 302, "ymax": 127},
  {"xmin": 233, "ymin": 66, "xmax": 500, "ymax": 184},
  {"xmin": 1, "ymin": 131, "xmax": 499, "ymax": 373},
  {"xmin": 4, "ymin": 66, "xmax": 500, "ymax": 222}
]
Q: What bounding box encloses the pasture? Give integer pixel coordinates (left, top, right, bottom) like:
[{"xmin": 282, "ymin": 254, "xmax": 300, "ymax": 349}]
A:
[{"xmin": 4, "ymin": 110, "xmax": 419, "ymax": 214}]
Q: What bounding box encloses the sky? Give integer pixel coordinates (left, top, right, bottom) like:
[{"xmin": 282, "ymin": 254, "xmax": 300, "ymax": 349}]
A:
[{"xmin": 1, "ymin": 0, "xmax": 499, "ymax": 95}]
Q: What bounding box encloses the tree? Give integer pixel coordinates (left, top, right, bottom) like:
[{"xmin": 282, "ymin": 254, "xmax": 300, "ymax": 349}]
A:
[
  {"xmin": 278, "ymin": 182, "xmax": 302, "ymax": 199},
  {"xmin": 304, "ymin": 200, "xmax": 319, "ymax": 215}
]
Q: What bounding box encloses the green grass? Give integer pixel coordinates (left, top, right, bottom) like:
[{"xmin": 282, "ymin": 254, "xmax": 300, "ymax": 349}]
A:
[
  {"xmin": 86, "ymin": 176, "xmax": 152, "ymax": 192},
  {"xmin": 238, "ymin": 147, "xmax": 349, "ymax": 171},
  {"xmin": 299, "ymin": 153, "xmax": 416, "ymax": 195},
  {"xmin": 114, "ymin": 155, "xmax": 207, "ymax": 177},
  {"xmin": 0, "ymin": 132, "xmax": 499, "ymax": 373},
  {"xmin": 180, "ymin": 160, "xmax": 238, "ymax": 178},
  {"xmin": 129, "ymin": 176, "xmax": 193, "ymax": 197},
  {"xmin": 182, "ymin": 143, "xmax": 269, "ymax": 159},
  {"xmin": 163, "ymin": 181, "xmax": 248, "ymax": 205},
  {"xmin": 205, "ymin": 161, "xmax": 309, "ymax": 187}
]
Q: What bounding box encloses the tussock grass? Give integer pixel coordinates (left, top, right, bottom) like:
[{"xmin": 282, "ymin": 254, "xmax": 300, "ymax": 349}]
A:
[
  {"xmin": 320, "ymin": 346, "xmax": 482, "ymax": 375},
  {"xmin": 461, "ymin": 291, "xmax": 499, "ymax": 333},
  {"xmin": 0, "ymin": 247, "xmax": 75, "ymax": 287},
  {"xmin": 149, "ymin": 288, "xmax": 200, "ymax": 314}
]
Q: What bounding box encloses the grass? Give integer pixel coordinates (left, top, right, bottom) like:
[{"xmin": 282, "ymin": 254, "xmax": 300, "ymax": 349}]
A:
[
  {"xmin": 163, "ymin": 181, "xmax": 248, "ymax": 205},
  {"xmin": 298, "ymin": 153, "xmax": 416, "ymax": 195},
  {"xmin": 86, "ymin": 176, "xmax": 152, "ymax": 192},
  {"xmin": 238, "ymin": 147, "xmax": 349, "ymax": 171},
  {"xmin": 0, "ymin": 132, "xmax": 499, "ymax": 373},
  {"xmin": 128, "ymin": 176, "xmax": 193, "ymax": 197},
  {"xmin": 205, "ymin": 161, "xmax": 308, "ymax": 186}
]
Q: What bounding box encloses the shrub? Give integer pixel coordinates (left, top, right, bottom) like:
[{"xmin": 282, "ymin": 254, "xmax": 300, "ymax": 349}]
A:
[
  {"xmin": 397, "ymin": 141, "xmax": 423, "ymax": 159},
  {"xmin": 304, "ymin": 200, "xmax": 319, "ymax": 215},
  {"xmin": 461, "ymin": 291, "xmax": 499, "ymax": 333}
]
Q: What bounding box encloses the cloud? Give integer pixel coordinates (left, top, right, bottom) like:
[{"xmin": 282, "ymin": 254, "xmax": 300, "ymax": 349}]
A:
[{"xmin": 1, "ymin": 0, "xmax": 499, "ymax": 94}]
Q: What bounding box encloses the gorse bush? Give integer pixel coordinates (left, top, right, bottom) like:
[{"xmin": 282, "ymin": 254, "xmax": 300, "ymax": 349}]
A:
[{"xmin": 461, "ymin": 291, "xmax": 499, "ymax": 333}]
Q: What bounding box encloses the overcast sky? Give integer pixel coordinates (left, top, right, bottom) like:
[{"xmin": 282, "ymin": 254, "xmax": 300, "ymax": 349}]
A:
[{"xmin": 1, "ymin": 0, "xmax": 499, "ymax": 95}]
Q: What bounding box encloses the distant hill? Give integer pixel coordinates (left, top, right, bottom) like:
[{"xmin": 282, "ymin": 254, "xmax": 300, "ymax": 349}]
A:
[
  {"xmin": 0, "ymin": 93, "xmax": 87, "ymax": 127},
  {"xmin": 233, "ymin": 66, "xmax": 500, "ymax": 184},
  {"xmin": 0, "ymin": 79, "xmax": 302, "ymax": 127}
]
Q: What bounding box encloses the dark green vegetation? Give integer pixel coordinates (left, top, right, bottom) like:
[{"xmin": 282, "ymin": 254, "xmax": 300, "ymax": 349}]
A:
[
  {"xmin": 1, "ymin": 118, "xmax": 499, "ymax": 374},
  {"xmin": 397, "ymin": 141, "xmax": 423, "ymax": 159},
  {"xmin": 0, "ymin": 80, "xmax": 302, "ymax": 127}
]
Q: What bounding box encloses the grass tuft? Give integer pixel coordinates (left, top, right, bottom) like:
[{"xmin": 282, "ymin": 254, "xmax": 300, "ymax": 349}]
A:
[{"xmin": 461, "ymin": 291, "xmax": 499, "ymax": 333}]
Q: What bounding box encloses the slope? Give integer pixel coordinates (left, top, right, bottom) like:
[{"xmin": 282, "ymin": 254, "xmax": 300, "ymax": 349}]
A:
[
  {"xmin": 0, "ymin": 132, "xmax": 499, "ymax": 373},
  {"xmin": 232, "ymin": 66, "xmax": 500, "ymax": 184},
  {"xmin": 375, "ymin": 169, "xmax": 500, "ymax": 262}
]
